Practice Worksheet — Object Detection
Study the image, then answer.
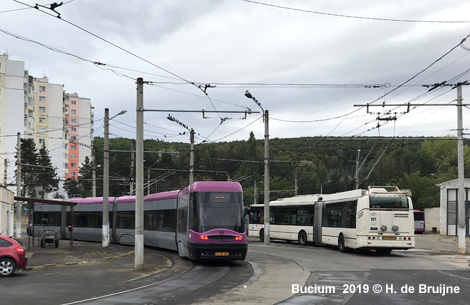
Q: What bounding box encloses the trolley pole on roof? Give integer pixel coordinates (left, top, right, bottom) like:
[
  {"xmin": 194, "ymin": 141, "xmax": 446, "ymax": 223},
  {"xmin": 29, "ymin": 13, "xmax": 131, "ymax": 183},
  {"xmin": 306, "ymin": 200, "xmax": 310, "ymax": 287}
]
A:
[{"xmin": 135, "ymin": 77, "xmax": 145, "ymax": 269}]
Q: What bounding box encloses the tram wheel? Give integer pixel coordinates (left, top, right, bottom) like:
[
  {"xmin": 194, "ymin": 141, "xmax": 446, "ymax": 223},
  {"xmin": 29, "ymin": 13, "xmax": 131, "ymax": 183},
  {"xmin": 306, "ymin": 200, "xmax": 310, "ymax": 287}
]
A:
[{"xmin": 177, "ymin": 241, "xmax": 184, "ymax": 257}]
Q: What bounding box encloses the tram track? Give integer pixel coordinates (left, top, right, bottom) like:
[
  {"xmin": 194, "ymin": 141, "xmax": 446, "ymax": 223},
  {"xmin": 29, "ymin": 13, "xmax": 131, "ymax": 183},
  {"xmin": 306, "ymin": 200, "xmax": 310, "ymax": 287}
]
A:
[{"xmin": 62, "ymin": 258, "xmax": 236, "ymax": 305}]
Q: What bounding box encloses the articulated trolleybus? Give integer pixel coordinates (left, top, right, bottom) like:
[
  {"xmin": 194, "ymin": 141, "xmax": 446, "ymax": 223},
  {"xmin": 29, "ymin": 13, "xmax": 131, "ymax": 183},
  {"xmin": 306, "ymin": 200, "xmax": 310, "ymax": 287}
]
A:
[
  {"xmin": 32, "ymin": 181, "xmax": 247, "ymax": 260},
  {"xmin": 249, "ymin": 186, "xmax": 415, "ymax": 254}
]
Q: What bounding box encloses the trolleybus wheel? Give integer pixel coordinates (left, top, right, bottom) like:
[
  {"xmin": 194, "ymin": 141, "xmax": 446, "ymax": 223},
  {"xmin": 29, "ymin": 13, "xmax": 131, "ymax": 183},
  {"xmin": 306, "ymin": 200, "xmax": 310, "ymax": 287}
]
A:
[
  {"xmin": 298, "ymin": 231, "xmax": 307, "ymax": 246},
  {"xmin": 259, "ymin": 229, "xmax": 264, "ymax": 242},
  {"xmin": 338, "ymin": 235, "xmax": 347, "ymax": 253}
]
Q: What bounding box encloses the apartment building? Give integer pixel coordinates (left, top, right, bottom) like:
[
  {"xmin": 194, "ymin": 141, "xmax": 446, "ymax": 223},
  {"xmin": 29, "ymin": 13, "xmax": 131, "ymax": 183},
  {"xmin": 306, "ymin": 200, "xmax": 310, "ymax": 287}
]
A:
[{"xmin": 0, "ymin": 54, "xmax": 93, "ymax": 199}]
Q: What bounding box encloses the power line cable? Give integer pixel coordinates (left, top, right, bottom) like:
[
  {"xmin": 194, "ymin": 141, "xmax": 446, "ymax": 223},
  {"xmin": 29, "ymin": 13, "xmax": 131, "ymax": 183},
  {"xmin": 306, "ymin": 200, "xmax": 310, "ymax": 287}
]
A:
[{"xmin": 241, "ymin": 0, "xmax": 470, "ymax": 23}]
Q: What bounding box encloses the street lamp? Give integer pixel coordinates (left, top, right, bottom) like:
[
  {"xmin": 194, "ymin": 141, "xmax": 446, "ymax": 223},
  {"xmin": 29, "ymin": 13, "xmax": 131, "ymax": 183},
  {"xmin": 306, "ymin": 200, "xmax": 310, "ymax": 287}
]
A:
[
  {"xmin": 244, "ymin": 91, "xmax": 270, "ymax": 245},
  {"xmin": 103, "ymin": 108, "xmax": 127, "ymax": 248}
]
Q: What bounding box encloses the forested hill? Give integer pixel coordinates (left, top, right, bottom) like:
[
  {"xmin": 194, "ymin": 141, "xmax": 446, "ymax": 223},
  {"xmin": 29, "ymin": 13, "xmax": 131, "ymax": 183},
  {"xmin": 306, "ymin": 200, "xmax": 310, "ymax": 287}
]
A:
[{"xmin": 91, "ymin": 134, "xmax": 470, "ymax": 210}]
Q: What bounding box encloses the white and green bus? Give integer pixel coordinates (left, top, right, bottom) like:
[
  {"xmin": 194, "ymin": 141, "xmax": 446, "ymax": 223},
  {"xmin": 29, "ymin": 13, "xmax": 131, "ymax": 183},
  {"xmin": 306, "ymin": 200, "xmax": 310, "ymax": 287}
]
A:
[{"xmin": 248, "ymin": 187, "xmax": 415, "ymax": 254}]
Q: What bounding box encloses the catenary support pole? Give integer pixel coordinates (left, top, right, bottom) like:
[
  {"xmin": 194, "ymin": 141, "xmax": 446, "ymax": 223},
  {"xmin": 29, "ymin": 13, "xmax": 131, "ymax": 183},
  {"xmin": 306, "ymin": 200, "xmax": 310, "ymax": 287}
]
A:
[
  {"xmin": 135, "ymin": 77, "xmax": 144, "ymax": 269},
  {"xmin": 103, "ymin": 108, "xmax": 110, "ymax": 248},
  {"xmin": 189, "ymin": 129, "xmax": 195, "ymax": 185},
  {"xmin": 457, "ymin": 84, "xmax": 466, "ymax": 254},
  {"xmin": 16, "ymin": 132, "xmax": 21, "ymax": 238},
  {"xmin": 264, "ymin": 110, "xmax": 270, "ymax": 245}
]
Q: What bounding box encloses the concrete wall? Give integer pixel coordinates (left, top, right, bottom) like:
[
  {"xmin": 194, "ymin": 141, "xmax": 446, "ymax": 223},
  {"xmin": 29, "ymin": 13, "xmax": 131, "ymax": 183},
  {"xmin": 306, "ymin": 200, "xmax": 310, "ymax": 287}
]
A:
[
  {"xmin": 424, "ymin": 207, "xmax": 440, "ymax": 233},
  {"xmin": 0, "ymin": 187, "xmax": 14, "ymax": 236}
]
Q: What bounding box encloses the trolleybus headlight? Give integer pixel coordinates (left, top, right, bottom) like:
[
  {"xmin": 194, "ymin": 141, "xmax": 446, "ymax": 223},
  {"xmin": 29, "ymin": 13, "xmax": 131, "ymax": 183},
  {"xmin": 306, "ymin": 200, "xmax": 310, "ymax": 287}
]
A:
[
  {"xmin": 380, "ymin": 225, "xmax": 388, "ymax": 231},
  {"xmin": 392, "ymin": 225, "xmax": 399, "ymax": 231}
]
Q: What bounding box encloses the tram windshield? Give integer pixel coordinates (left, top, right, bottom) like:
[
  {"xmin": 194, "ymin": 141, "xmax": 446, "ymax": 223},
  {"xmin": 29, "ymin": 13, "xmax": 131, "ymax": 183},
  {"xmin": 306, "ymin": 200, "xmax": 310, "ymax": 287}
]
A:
[
  {"xmin": 370, "ymin": 196, "xmax": 409, "ymax": 209},
  {"xmin": 196, "ymin": 192, "xmax": 244, "ymax": 233}
]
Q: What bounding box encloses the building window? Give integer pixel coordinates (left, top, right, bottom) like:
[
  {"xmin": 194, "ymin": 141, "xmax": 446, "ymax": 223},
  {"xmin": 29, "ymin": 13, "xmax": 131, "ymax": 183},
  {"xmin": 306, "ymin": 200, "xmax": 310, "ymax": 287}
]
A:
[
  {"xmin": 39, "ymin": 128, "xmax": 45, "ymax": 134},
  {"xmin": 71, "ymin": 163, "xmax": 76, "ymax": 167},
  {"xmin": 65, "ymin": 144, "xmax": 68, "ymax": 149},
  {"xmin": 71, "ymin": 172, "xmax": 76, "ymax": 177},
  {"xmin": 65, "ymin": 163, "xmax": 68, "ymax": 169},
  {"xmin": 71, "ymin": 154, "xmax": 76, "ymax": 158},
  {"xmin": 39, "ymin": 96, "xmax": 46, "ymax": 102},
  {"xmin": 39, "ymin": 118, "xmax": 46, "ymax": 123},
  {"xmin": 71, "ymin": 127, "xmax": 77, "ymax": 132},
  {"xmin": 71, "ymin": 100, "xmax": 76, "ymax": 105},
  {"xmin": 65, "ymin": 153, "xmax": 68, "ymax": 159},
  {"xmin": 71, "ymin": 109, "xmax": 76, "ymax": 114},
  {"xmin": 71, "ymin": 145, "xmax": 76, "ymax": 150},
  {"xmin": 71, "ymin": 118, "xmax": 77, "ymax": 123},
  {"xmin": 39, "ymin": 139, "xmax": 45, "ymax": 144},
  {"xmin": 39, "ymin": 86, "xmax": 45, "ymax": 92},
  {"xmin": 70, "ymin": 136, "xmax": 76, "ymax": 141},
  {"xmin": 39, "ymin": 107, "xmax": 46, "ymax": 113}
]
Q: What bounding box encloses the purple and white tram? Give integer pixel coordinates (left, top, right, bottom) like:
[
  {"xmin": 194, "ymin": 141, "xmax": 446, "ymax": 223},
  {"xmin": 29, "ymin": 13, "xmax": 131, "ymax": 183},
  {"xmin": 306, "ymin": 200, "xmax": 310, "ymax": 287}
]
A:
[{"xmin": 32, "ymin": 181, "xmax": 247, "ymax": 261}]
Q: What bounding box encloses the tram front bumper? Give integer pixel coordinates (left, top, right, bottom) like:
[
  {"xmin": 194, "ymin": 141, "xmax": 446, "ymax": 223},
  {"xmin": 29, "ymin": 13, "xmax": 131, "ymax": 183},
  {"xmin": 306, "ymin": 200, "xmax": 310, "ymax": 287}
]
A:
[{"xmin": 187, "ymin": 242, "xmax": 248, "ymax": 260}]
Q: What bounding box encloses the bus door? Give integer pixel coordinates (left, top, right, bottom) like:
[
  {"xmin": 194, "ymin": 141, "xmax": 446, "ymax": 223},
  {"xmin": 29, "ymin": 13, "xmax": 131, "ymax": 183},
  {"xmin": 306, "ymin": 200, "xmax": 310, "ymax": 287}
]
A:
[{"xmin": 313, "ymin": 202, "xmax": 323, "ymax": 243}]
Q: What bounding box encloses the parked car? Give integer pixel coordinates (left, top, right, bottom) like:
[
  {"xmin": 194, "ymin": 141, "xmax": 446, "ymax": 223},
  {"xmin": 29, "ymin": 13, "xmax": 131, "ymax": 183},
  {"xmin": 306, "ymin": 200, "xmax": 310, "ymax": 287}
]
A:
[{"xmin": 0, "ymin": 235, "xmax": 28, "ymax": 277}]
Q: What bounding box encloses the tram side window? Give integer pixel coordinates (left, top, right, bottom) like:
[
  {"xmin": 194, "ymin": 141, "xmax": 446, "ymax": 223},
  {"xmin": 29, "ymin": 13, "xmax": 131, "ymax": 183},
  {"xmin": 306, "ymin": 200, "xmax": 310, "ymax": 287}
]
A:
[
  {"xmin": 34, "ymin": 211, "xmax": 61, "ymax": 226},
  {"xmin": 117, "ymin": 211, "xmax": 135, "ymax": 229},
  {"xmin": 74, "ymin": 212, "xmax": 102, "ymax": 228}
]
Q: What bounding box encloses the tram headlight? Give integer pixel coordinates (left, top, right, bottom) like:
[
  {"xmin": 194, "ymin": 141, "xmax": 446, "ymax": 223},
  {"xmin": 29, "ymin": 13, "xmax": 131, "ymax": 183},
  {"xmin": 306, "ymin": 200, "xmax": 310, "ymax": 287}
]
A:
[{"xmin": 200, "ymin": 236, "xmax": 208, "ymax": 240}]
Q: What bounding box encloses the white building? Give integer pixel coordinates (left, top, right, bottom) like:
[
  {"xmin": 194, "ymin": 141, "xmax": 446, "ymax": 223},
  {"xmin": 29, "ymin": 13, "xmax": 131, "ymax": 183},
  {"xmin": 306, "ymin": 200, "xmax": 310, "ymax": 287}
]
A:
[
  {"xmin": 438, "ymin": 179, "xmax": 470, "ymax": 236},
  {"xmin": 0, "ymin": 54, "xmax": 93, "ymax": 199}
]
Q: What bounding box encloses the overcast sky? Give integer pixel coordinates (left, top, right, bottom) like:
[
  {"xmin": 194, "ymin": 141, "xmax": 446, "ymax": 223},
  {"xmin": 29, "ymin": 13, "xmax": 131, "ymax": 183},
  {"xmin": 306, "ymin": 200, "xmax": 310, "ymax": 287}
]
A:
[{"xmin": 2, "ymin": 0, "xmax": 470, "ymax": 145}]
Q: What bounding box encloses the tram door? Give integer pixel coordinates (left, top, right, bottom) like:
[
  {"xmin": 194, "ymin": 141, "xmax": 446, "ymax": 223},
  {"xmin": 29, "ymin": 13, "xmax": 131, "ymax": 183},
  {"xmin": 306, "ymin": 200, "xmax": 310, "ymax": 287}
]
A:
[{"xmin": 313, "ymin": 202, "xmax": 323, "ymax": 243}]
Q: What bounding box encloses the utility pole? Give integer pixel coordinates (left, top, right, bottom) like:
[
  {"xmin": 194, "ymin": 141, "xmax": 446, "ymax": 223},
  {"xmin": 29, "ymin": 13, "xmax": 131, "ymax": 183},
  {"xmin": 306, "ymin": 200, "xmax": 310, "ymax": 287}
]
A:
[
  {"xmin": 4, "ymin": 159, "xmax": 7, "ymax": 188},
  {"xmin": 15, "ymin": 132, "xmax": 21, "ymax": 239},
  {"xmin": 295, "ymin": 171, "xmax": 298, "ymax": 196},
  {"xmin": 135, "ymin": 77, "xmax": 144, "ymax": 269},
  {"xmin": 457, "ymin": 84, "xmax": 466, "ymax": 254},
  {"xmin": 103, "ymin": 108, "xmax": 110, "ymax": 248},
  {"xmin": 263, "ymin": 110, "xmax": 270, "ymax": 245},
  {"xmin": 355, "ymin": 149, "xmax": 361, "ymax": 189},
  {"xmin": 254, "ymin": 180, "xmax": 258, "ymax": 205},
  {"xmin": 244, "ymin": 91, "xmax": 270, "ymax": 245},
  {"xmin": 189, "ymin": 129, "xmax": 195, "ymax": 185},
  {"xmin": 92, "ymin": 147, "xmax": 96, "ymax": 197}
]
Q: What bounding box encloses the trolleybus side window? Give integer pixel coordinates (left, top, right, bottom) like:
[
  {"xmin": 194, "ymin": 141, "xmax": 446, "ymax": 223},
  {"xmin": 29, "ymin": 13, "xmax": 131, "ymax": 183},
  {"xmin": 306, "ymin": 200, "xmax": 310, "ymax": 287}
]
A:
[
  {"xmin": 347, "ymin": 202, "xmax": 357, "ymax": 228},
  {"xmin": 250, "ymin": 208, "xmax": 263, "ymax": 224},
  {"xmin": 323, "ymin": 203, "xmax": 343, "ymax": 227},
  {"xmin": 370, "ymin": 196, "xmax": 408, "ymax": 209}
]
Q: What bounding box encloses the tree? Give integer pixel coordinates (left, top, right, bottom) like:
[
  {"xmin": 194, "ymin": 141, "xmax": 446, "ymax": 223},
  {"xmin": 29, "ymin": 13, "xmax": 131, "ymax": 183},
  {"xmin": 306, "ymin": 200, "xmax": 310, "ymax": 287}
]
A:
[
  {"xmin": 37, "ymin": 143, "xmax": 60, "ymax": 198},
  {"xmin": 16, "ymin": 139, "xmax": 39, "ymax": 197},
  {"xmin": 63, "ymin": 178, "xmax": 81, "ymax": 197},
  {"xmin": 397, "ymin": 171, "xmax": 440, "ymax": 209},
  {"xmin": 78, "ymin": 156, "xmax": 93, "ymax": 197}
]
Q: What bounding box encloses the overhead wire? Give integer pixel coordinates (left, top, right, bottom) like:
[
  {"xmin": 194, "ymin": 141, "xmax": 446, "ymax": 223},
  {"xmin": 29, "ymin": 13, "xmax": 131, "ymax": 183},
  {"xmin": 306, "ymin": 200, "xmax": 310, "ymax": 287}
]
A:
[
  {"xmin": 241, "ymin": 0, "xmax": 470, "ymax": 23},
  {"xmin": 11, "ymin": 0, "xmax": 225, "ymax": 120}
]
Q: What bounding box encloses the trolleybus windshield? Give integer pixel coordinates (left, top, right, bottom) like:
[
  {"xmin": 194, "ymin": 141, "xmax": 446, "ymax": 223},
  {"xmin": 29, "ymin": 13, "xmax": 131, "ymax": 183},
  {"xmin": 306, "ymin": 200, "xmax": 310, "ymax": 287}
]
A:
[
  {"xmin": 197, "ymin": 192, "xmax": 244, "ymax": 233},
  {"xmin": 370, "ymin": 196, "xmax": 409, "ymax": 209}
]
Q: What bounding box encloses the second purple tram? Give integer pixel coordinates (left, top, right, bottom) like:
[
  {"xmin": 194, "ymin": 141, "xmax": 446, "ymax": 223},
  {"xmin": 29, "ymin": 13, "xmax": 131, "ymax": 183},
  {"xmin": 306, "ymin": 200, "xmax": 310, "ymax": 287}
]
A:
[{"xmin": 32, "ymin": 181, "xmax": 247, "ymax": 261}]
